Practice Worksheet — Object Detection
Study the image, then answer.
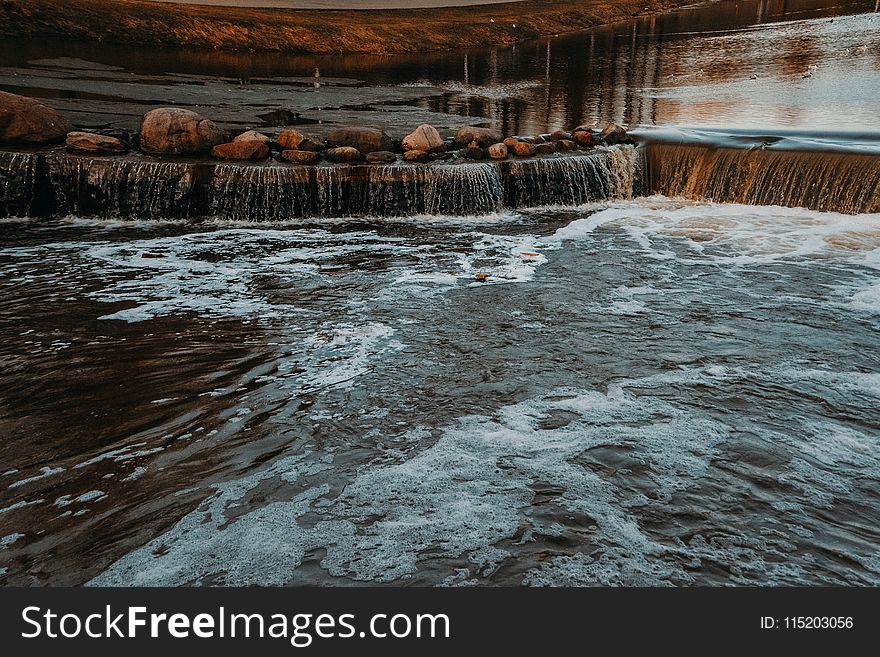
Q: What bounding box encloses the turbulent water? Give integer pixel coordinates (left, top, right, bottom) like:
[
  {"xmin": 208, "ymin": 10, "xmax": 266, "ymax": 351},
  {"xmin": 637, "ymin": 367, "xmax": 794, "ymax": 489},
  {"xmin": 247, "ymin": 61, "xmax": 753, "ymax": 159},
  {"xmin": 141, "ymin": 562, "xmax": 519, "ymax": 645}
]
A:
[{"xmin": 1, "ymin": 197, "xmax": 879, "ymax": 586}]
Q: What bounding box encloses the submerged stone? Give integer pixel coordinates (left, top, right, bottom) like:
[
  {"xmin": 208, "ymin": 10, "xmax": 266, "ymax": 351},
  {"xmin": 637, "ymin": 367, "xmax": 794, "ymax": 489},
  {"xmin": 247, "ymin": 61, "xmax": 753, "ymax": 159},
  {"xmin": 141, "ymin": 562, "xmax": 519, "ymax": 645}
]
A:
[
  {"xmin": 403, "ymin": 149, "xmax": 430, "ymax": 163},
  {"xmin": 366, "ymin": 151, "xmax": 397, "ymax": 164}
]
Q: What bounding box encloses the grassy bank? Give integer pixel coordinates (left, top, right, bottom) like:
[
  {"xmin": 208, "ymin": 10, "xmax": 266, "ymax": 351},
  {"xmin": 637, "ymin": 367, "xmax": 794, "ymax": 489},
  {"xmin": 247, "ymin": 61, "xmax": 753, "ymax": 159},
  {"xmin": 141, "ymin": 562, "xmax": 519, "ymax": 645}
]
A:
[{"xmin": 0, "ymin": 0, "xmax": 706, "ymax": 55}]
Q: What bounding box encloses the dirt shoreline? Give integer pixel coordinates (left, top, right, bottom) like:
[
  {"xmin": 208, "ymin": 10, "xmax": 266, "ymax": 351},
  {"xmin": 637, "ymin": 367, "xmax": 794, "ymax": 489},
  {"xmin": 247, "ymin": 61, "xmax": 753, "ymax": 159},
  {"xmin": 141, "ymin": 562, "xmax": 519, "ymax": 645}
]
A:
[{"xmin": 0, "ymin": 0, "xmax": 709, "ymax": 55}]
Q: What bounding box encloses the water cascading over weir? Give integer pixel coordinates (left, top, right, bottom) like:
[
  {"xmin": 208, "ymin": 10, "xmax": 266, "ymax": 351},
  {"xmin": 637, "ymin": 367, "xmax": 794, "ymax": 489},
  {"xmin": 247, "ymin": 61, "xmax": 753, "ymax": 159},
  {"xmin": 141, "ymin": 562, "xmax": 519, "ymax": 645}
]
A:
[
  {"xmin": 634, "ymin": 128, "xmax": 880, "ymax": 214},
  {"xmin": 2, "ymin": 130, "xmax": 879, "ymax": 219},
  {"xmin": 0, "ymin": 147, "xmax": 639, "ymax": 221}
]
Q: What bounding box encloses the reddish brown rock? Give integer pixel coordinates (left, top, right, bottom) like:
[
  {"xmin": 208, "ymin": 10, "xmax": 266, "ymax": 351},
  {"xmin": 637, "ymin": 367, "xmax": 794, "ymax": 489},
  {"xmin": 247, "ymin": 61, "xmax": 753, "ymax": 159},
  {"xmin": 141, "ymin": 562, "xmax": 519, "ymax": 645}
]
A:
[
  {"xmin": 550, "ymin": 130, "xmax": 572, "ymax": 142},
  {"xmin": 280, "ymin": 149, "xmax": 321, "ymax": 165},
  {"xmin": 277, "ymin": 129, "xmax": 305, "ymax": 150},
  {"xmin": 487, "ymin": 143, "xmax": 508, "ymax": 159},
  {"xmin": 503, "ymin": 137, "xmax": 520, "ymax": 149},
  {"xmin": 297, "ymin": 137, "xmax": 325, "ymax": 152},
  {"xmin": 535, "ymin": 142, "xmax": 556, "ymax": 155},
  {"xmin": 0, "ymin": 91, "xmax": 72, "ymax": 145},
  {"xmin": 140, "ymin": 108, "xmax": 224, "ymax": 155},
  {"xmin": 326, "ymin": 127, "xmax": 393, "ymax": 154},
  {"xmin": 402, "ymin": 124, "xmax": 444, "ymax": 153},
  {"xmin": 66, "ymin": 131, "xmax": 127, "ymax": 155},
  {"xmin": 211, "ymin": 141, "xmax": 270, "ymax": 160},
  {"xmin": 324, "ymin": 146, "xmax": 362, "ymax": 162},
  {"xmin": 454, "ymin": 126, "xmax": 504, "ymax": 148},
  {"xmin": 556, "ymin": 139, "xmax": 579, "ymax": 152},
  {"xmin": 572, "ymin": 130, "xmax": 594, "ymax": 147},
  {"xmin": 513, "ymin": 142, "xmax": 537, "ymax": 157},
  {"xmin": 234, "ymin": 130, "xmax": 270, "ymax": 144}
]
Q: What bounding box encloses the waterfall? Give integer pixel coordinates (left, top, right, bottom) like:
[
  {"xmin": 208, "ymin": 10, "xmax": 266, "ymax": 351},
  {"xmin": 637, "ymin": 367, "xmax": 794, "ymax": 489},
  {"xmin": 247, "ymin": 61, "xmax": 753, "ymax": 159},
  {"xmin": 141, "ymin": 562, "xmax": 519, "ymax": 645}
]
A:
[
  {"xmin": 367, "ymin": 162, "xmax": 503, "ymax": 217},
  {"xmin": 641, "ymin": 142, "xmax": 880, "ymax": 215},
  {"xmin": 45, "ymin": 155, "xmax": 206, "ymax": 219},
  {"xmin": 2, "ymin": 145, "xmax": 646, "ymax": 220},
  {"xmin": 0, "ymin": 151, "xmax": 38, "ymax": 217},
  {"xmin": 504, "ymin": 147, "xmax": 638, "ymax": 208}
]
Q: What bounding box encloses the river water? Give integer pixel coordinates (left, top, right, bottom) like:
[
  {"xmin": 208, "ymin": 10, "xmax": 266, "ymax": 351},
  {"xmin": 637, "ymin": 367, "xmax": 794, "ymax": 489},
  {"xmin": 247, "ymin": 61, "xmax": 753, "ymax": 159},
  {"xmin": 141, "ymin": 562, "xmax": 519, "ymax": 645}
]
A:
[{"xmin": 1, "ymin": 0, "xmax": 879, "ymax": 586}]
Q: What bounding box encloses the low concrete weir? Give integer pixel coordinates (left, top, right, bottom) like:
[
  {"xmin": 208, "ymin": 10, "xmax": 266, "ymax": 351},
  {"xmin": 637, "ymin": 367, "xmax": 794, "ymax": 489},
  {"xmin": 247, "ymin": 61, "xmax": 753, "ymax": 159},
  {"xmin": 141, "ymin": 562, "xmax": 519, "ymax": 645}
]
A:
[
  {"xmin": 634, "ymin": 127, "xmax": 880, "ymax": 215},
  {"xmin": 3, "ymin": 133, "xmax": 879, "ymax": 219},
  {"xmin": 0, "ymin": 146, "xmax": 640, "ymax": 220}
]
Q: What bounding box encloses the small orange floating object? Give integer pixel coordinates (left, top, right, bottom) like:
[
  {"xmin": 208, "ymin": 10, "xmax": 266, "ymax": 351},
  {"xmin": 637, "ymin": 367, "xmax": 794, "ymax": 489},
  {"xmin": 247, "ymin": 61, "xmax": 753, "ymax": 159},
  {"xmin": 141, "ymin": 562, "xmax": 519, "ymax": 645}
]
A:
[
  {"xmin": 474, "ymin": 273, "xmax": 490, "ymax": 281},
  {"xmin": 520, "ymin": 252, "xmax": 539, "ymax": 257}
]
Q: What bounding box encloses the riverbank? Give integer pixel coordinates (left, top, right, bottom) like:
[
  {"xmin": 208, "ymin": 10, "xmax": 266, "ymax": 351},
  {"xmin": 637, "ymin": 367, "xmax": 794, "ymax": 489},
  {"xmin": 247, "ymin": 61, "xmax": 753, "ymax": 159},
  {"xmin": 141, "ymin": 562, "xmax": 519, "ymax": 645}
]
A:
[{"xmin": 0, "ymin": 0, "xmax": 707, "ymax": 55}]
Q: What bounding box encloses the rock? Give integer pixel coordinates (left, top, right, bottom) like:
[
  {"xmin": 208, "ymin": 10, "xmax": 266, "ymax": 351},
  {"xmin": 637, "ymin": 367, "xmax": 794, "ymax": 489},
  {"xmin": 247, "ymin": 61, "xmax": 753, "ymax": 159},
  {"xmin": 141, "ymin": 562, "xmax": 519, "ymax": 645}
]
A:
[
  {"xmin": 403, "ymin": 149, "xmax": 430, "ymax": 163},
  {"xmin": 0, "ymin": 91, "xmax": 73, "ymax": 145},
  {"xmin": 402, "ymin": 124, "xmax": 444, "ymax": 153},
  {"xmin": 234, "ymin": 130, "xmax": 270, "ymax": 144},
  {"xmin": 521, "ymin": 135, "xmax": 546, "ymax": 144},
  {"xmin": 297, "ymin": 137, "xmax": 326, "ymax": 152},
  {"xmin": 535, "ymin": 142, "xmax": 556, "ymax": 155},
  {"xmin": 550, "ymin": 130, "xmax": 572, "ymax": 142},
  {"xmin": 601, "ymin": 124, "xmax": 629, "ymax": 145},
  {"xmin": 139, "ymin": 108, "xmax": 224, "ymax": 155},
  {"xmin": 326, "ymin": 126, "xmax": 393, "ymax": 154},
  {"xmin": 487, "ymin": 143, "xmax": 508, "ymax": 159},
  {"xmin": 513, "ymin": 142, "xmax": 537, "ymax": 157},
  {"xmin": 277, "ymin": 129, "xmax": 305, "ymax": 150},
  {"xmin": 572, "ymin": 130, "xmax": 594, "ymax": 146},
  {"xmin": 324, "ymin": 146, "xmax": 362, "ymax": 163},
  {"xmin": 66, "ymin": 131, "xmax": 127, "ymax": 155},
  {"xmin": 503, "ymin": 137, "xmax": 520, "ymax": 149},
  {"xmin": 556, "ymin": 139, "xmax": 579, "ymax": 152},
  {"xmin": 280, "ymin": 149, "xmax": 321, "ymax": 165},
  {"xmin": 461, "ymin": 146, "xmax": 485, "ymax": 160},
  {"xmin": 366, "ymin": 150, "xmax": 397, "ymax": 164},
  {"xmin": 211, "ymin": 141, "xmax": 270, "ymax": 160},
  {"xmin": 454, "ymin": 126, "xmax": 504, "ymax": 148}
]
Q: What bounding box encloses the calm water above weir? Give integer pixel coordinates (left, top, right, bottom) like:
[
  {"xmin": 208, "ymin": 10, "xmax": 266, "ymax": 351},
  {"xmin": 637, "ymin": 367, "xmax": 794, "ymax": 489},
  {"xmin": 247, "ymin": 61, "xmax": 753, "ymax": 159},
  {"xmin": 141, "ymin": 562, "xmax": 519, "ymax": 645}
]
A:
[
  {"xmin": 1, "ymin": 0, "xmax": 879, "ymax": 587},
  {"xmin": 1, "ymin": 0, "xmax": 878, "ymax": 135}
]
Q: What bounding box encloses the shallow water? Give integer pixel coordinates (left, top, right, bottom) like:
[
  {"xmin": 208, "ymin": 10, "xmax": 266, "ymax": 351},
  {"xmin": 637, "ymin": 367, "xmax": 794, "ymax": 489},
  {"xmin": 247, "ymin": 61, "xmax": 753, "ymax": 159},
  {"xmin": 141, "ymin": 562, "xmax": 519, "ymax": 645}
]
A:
[
  {"xmin": 1, "ymin": 197, "xmax": 878, "ymax": 585},
  {"xmin": 2, "ymin": 0, "xmax": 878, "ymax": 134}
]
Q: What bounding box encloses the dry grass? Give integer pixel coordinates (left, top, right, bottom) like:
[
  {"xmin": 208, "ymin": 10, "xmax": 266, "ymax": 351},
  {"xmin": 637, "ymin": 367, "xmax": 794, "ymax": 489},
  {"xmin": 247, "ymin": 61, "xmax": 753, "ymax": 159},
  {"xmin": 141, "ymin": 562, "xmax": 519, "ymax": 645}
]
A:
[{"xmin": 0, "ymin": 0, "xmax": 704, "ymax": 54}]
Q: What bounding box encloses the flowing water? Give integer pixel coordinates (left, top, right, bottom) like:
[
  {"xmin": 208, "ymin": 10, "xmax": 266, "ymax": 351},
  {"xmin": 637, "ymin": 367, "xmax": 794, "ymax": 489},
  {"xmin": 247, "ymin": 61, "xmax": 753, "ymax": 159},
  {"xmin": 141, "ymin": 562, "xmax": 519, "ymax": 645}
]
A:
[
  {"xmin": 1, "ymin": 197, "xmax": 879, "ymax": 586},
  {"xmin": 1, "ymin": 0, "xmax": 879, "ymax": 587}
]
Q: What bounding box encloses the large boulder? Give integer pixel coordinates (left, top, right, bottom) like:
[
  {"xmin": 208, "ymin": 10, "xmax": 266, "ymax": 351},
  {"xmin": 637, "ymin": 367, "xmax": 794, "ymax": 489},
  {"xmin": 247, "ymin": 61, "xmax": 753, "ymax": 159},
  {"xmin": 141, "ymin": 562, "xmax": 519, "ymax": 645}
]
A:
[
  {"xmin": 211, "ymin": 141, "xmax": 270, "ymax": 160},
  {"xmin": 402, "ymin": 124, "xmax": 444, "ymax": 153},
  {"xmin": 454, "ymin": 126, "xmax": 503, "ymax": 148},
  {"xmin": 600, "ymin": 124, "xmax": 629, "ymax": 145},
  {"xmin": 0, "ymin": 91, "xmax": 72, "ymax": 145},
  {"xmin": 66, "ymin": 131, "xmax": 127, "ymax": 155},
  {"xmin": 139, "ymin": 108, "xmax": 224, "ymax": 155},
  {"xmin": 326, "ymin": 127, "xmax": 393, "ymax": 154}
]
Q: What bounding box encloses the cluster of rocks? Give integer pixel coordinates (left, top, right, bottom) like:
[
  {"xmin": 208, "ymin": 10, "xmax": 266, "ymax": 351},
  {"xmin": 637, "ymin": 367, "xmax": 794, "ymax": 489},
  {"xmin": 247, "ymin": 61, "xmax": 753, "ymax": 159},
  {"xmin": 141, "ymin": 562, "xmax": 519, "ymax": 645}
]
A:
[{"xmin": 0, "ymin": 92, "xmax": 630, "ymax": 164}]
